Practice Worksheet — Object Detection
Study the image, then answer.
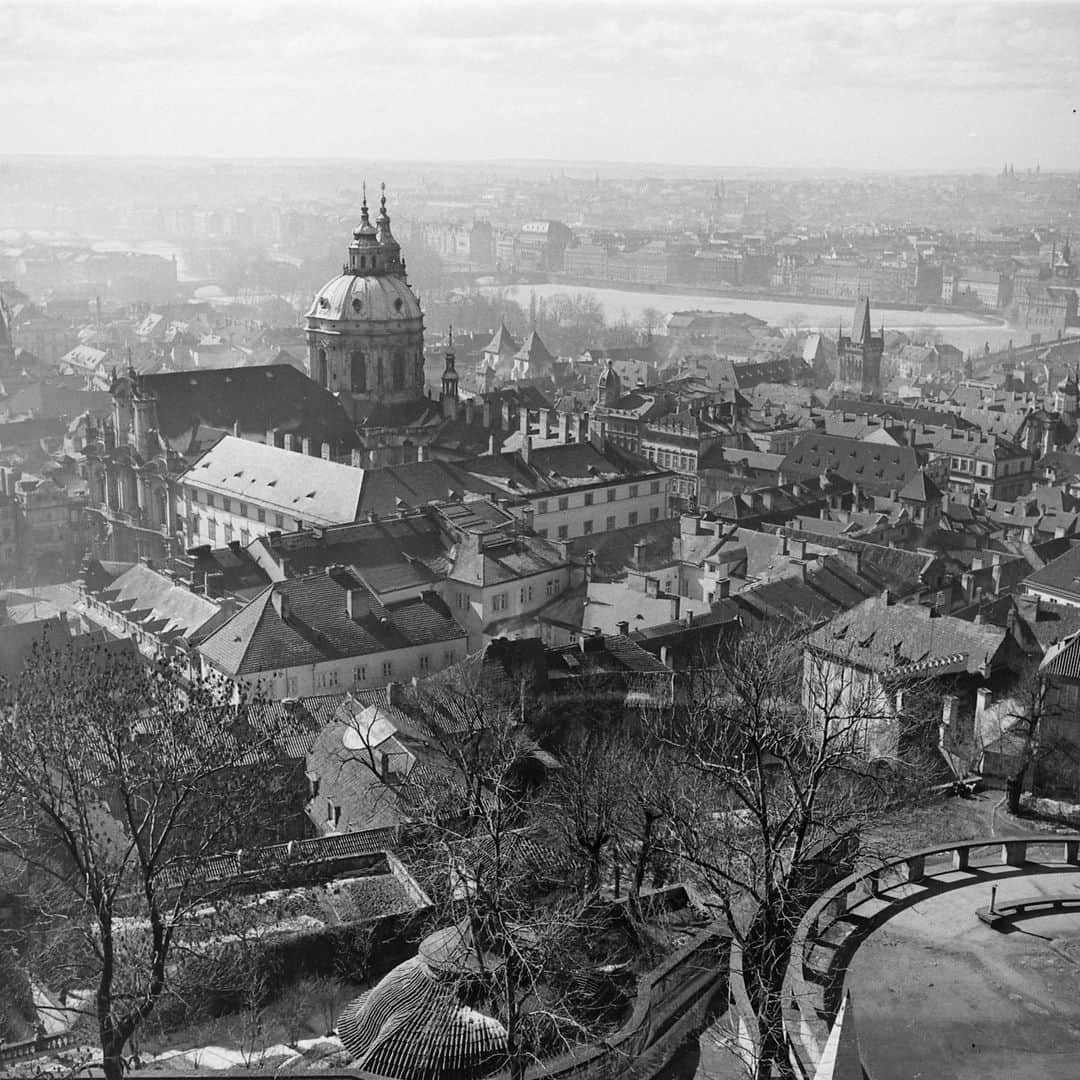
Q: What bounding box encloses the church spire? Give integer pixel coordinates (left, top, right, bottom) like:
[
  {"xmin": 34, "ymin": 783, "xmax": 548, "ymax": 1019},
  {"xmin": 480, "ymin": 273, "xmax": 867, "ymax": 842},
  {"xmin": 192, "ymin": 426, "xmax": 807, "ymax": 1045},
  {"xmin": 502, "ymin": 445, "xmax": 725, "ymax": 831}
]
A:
[{"xmin": 375, "ymin": 182, "xmax": 404, "ymax": 278}]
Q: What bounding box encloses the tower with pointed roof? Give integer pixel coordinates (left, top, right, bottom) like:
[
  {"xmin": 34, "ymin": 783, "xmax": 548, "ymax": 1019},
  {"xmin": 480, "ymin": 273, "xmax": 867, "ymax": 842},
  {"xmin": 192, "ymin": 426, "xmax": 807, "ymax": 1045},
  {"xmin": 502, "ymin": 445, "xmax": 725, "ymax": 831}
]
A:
[
  {"xmin": 440, "ymin": 328, "xmax": 459, "ymax": 420},
  {"xmin": 0, "ymin": 294, "xmax": 14, "ymax": 375},
  {"xmin": 478, "ymin": 321, "xmax": 520, "ymax": 390},
  {"xmin": 836, "ymin": 296, "xmax": 884, "ymax": 398}
]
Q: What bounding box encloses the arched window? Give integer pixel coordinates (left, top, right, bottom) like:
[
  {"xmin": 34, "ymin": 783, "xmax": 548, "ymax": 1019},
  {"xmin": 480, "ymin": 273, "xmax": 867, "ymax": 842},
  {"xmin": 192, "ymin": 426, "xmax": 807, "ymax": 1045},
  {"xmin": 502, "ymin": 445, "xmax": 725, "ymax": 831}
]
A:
[
  {"xmin": 376, "ymin": 356, "xmax": 385, "ymax": 389},
  {"xmin": 350, "ymin": 351, "xmax": 366, "ymax": 392},
  {"xmin": 315, "ymin": 347, "xmax": 328, "ymax": 387}
]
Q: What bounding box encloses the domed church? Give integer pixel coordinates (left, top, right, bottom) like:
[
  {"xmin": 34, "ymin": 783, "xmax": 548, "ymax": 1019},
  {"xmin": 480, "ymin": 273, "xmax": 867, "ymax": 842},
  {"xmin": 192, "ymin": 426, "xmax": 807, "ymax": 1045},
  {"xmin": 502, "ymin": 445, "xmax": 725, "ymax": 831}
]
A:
[{"xmin": 306, "ymin": 185, "xmax": 444, "ymax": 462}]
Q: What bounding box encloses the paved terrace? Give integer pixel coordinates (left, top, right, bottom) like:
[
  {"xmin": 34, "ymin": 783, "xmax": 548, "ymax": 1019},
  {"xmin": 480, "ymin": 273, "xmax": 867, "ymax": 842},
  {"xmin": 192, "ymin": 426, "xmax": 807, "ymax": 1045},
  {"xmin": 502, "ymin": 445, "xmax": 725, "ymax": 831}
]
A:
[{"xmin": 783, "ymin": 835, "xmax": 1080, "ymax": 1080}]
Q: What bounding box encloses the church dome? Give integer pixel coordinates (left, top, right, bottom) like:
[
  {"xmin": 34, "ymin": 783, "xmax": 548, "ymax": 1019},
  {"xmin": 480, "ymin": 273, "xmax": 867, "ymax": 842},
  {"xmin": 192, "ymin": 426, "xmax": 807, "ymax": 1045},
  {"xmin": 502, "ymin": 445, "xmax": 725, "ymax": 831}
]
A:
[{"xmin": 306, "ymin": 272, "xmax": 422, "ymax": 325}]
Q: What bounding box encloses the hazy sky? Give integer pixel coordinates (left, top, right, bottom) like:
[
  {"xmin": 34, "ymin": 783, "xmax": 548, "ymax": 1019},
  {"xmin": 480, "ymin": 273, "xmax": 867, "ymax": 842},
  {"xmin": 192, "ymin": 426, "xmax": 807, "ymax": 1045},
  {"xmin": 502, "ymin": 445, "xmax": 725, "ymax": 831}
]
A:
[{"xmin": 4, "ymin": 0, "xmax": 1079, "ymax": 171}]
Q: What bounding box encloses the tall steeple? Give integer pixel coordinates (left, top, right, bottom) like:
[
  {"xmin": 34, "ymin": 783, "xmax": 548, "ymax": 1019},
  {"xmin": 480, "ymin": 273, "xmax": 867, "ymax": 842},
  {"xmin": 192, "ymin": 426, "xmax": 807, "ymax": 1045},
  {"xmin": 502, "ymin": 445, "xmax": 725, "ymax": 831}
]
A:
[
  {"xmin": 375, "ymin": 182, "xmax": 405, "ymax": 278},
  {"xmin": 441, "ymin": 326, "xmax": 459, "ymax": 419},
  {"xmin": 347, "ymin": 182, "xmax": 379, "ymax": 273}
]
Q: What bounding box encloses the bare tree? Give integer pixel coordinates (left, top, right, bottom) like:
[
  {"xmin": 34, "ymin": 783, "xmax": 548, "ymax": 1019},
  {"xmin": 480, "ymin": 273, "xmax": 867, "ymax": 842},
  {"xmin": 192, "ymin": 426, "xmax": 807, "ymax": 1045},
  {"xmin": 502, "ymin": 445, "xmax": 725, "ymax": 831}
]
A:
[
  {"xmin": 334, "ymin": 666, "xmax": 635, "ymax": 1080},
  {"xmin": 642, "ymin": 625, "xmax": 932, "ymax": 1078},
  {"xmin": 0, "ymin": 640, "xmax": 291, "ymax": 1080}
]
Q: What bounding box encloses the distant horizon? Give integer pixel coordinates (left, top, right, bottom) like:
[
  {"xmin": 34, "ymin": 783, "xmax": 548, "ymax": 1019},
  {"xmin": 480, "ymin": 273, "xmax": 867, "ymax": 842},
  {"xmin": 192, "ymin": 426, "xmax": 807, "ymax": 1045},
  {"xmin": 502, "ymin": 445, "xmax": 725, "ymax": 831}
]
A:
[
  {"xmin": 0, "ymin": 152, "xmax": 1075, "ymax": 179},
  {"xmin": 5, "ymin": 2, "xmax": 1078, "ymax": 171}
]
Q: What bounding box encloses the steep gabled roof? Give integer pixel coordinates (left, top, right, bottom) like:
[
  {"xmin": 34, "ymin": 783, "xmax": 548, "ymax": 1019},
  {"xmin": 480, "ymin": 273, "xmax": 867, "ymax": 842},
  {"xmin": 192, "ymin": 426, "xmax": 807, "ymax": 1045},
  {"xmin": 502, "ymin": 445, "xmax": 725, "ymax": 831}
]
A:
[
  {"xmin": 851, "ymin": 297, "xmax": 872, "ymax": 345},
  {"xmin": 898, "ymin": 469, "xmax": 942, "ymax": 505},
  {"xmin": 484, "ymin": 322, "xmax": 519, "ymax": 357},
  {"xmin": 513, "ymin": 330, "xmax": 554, "ymax": 367}
]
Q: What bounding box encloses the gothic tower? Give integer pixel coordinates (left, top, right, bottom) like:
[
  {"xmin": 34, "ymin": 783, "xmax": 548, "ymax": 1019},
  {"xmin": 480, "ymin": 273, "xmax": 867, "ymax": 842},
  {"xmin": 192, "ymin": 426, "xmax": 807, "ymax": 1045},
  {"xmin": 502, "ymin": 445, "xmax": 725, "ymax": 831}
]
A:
[{"xmin": 836, "ymin": 297, "xmax": 884, "ymax": 398}]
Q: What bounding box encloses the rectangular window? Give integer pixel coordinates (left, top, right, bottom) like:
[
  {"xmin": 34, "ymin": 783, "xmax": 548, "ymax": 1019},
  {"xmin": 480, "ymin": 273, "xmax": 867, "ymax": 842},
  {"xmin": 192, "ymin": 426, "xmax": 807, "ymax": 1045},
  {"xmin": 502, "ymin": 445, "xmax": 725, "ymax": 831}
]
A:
[
  {"xmin": 537, "ymin": 528, "xmax": 548, "ymax": 538},
  {"xmin": 382, "ymin": 661, "xmax": 393, "ymax": 678},
  {"xmin": 258, "ymin": 508, "xmax": 267, "ymax": 524},
  {"xmin": 222, "ymin": 498, "xmax": 231, "ymax": 514},
  {"xmin": 354, "ymin": 665, "xmax": 367, "ymax": 682},
  {"xmin": 651, "ymin": 480, "xmax": 660, "ymax": 494},
  {"xmin": 275, "ymin": 514, "xmax": 285, "ymax": 529},
  {"xmin": 238, "ymin": 501, "xmax": 247, "ymax": 517},
  {"xmin": 520, "ymin": 587, "xmax": 526, "ymax": 604},
  {"xmin": 606, "ymin": 515, "xmax": 616, "ymax": 531},
  {"xmin": 629, "ymin": 484, "xmax": 639, "ymax": 497},
  {"xmin": 419, "ymin": 655, "xmax": 429, "ymax": 672},
  {"xmin": 224, "ymin": 522, "xmax": 234, "ymax": 543},
  {"xmin": 583, "ymin": 519, "xmax": 594, "ymax": 534},
  {"xmin": 584, "ymin": 492, "xmax": 594, "ymax": 506},
  {"xmin": 558, "ymin": 496, "xmax": 569, "ymax": 511},
  {"xmin": 607, "ymin": 488, "xmax": 617, "ymax": 502},
  {"xmin": 628, "ymin": 511, "xmax": 639, "ymax": 526},
  {"xmin": 444, "ymin": 649, "xmax": 456, "ymax": 664},
  {"xmin": 208, "ymin": 518, "xmax": 217, "ymax": 541},
  {"xmin": 650, "ymin": 507, "xmax": 660, "ymax": 521},
  {"xmin": 240, "ymin": 529, "xmax": 250, "ymax": 546},
  {"xmin": 557, "ymin": 524, "xmax": 568, "ymax": 540},
  {"xmin": 537, "ymin": 500, "xmax": 548, "ymax": 514}
]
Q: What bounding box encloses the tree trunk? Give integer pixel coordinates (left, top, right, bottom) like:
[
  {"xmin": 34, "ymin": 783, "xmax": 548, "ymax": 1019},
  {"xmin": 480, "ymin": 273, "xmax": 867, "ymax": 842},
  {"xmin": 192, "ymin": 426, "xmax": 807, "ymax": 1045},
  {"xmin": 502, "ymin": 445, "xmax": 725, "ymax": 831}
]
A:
[
  {"xmin": 99, "ymin": 1027, "xmax": 127, "ymax": 1080},
  {"xmin": 632, "ymin": 809, "xmax": 658, "ymax": 900}
]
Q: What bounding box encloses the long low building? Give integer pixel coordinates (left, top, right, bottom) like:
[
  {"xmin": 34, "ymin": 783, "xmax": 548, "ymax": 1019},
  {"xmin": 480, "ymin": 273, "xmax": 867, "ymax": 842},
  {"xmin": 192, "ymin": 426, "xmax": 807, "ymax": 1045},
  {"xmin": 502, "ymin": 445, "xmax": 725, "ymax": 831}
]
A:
[{"xmin": 178, "ymin": 435, "xmax": 675, "ymax": 550}]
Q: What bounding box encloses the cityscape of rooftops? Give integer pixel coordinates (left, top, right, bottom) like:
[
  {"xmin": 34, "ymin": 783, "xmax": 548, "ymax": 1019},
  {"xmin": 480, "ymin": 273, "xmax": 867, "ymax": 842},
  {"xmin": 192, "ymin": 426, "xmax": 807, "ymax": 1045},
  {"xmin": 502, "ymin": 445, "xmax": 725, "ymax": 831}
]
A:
[{"xmin": 2, "ymin": 3, "xmax": 1080, "ymax": 1080}]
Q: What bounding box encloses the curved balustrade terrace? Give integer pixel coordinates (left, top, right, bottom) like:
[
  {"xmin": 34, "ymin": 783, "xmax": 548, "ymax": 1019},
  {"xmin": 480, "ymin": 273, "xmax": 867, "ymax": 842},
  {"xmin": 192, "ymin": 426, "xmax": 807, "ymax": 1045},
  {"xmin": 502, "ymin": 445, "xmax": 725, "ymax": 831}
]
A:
[{"xmin": 781, "ymin": 833, "xmax": 1080, "ymax": 1080}]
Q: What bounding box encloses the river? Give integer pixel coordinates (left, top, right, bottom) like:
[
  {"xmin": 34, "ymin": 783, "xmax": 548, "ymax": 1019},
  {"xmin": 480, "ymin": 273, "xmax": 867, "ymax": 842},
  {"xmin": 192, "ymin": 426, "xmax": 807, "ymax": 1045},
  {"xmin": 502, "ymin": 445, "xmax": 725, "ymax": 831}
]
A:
[{"xmin": 490, "ymin": 283, "xmax": 1020, "ymax": 357}]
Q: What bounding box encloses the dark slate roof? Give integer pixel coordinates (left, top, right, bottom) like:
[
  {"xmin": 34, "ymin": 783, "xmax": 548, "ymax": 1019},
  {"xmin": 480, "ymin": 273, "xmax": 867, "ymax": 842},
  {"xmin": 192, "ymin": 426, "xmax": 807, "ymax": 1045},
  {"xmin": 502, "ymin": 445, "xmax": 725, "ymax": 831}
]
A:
[
  {"xmin": 1024, "ymin": 542, "xmax": 1080, "ymax": 603},
  {"xmin": 780, "ymin": 433, "xmax": 922, "ymax": 496},
  {"xmin": 807, "ymin": 595, "xmax": 1009, "ymax": 675},
  {"xmin": 825, "ymin": 397, "xmax": 972, "ymax": 429},
  {"xmin": 0, "ymin": 616, "xmax": 71, "ymax": 682},
  {"xmin": 198, "ymin": 571, "xmax": 466, "ymax": 676},
  {"xmin": 137, "ymin": 364, "xmax": 360, "ymax": 451}
]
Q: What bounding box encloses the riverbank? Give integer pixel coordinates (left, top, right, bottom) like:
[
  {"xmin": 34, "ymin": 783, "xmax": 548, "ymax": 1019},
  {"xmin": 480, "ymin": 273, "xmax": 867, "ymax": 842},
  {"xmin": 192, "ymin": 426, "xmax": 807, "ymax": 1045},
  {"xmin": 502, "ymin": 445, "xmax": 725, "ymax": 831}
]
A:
[{"xmin": 482, "ymin": 282, "xmax": 1017, "ymax": 355}]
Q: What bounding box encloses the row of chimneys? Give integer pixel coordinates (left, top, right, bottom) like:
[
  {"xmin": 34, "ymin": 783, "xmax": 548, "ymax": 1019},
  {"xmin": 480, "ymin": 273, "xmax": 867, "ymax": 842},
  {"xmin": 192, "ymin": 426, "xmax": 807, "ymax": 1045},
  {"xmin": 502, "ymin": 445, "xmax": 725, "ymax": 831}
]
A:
[{"xmin": 264, "ymin": 431, "xmax": 429, "ymax": 469}]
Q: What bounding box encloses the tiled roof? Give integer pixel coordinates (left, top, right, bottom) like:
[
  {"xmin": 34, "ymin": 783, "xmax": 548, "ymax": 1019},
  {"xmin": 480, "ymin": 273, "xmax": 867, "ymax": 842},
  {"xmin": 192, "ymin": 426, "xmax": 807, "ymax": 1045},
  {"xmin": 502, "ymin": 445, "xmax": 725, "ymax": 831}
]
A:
[
  {"xmin": 183, "ymin": 436, "xmax": 366, "ymax": 526},
  {"xmin": 780, "ymin": 434, "xmax": 921, "ymax": 496},
  {"xmin": 198, "ymin": 571, "xmax": 466, "ymax": 676},
  {"xmin": 1041, "ymin": 632, "xmax": 1080, "ymax": 680},
  {"xmin": 1024, "ymin": 542, "xmax": 1080, "ymax": 602},
  {"xmin": 92, "ymin": 562, "xmax": 225, "ymax": 643},
  {"xmin": 807, "ymin": 595, "xmax": 1009, "ymax": 675}
]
